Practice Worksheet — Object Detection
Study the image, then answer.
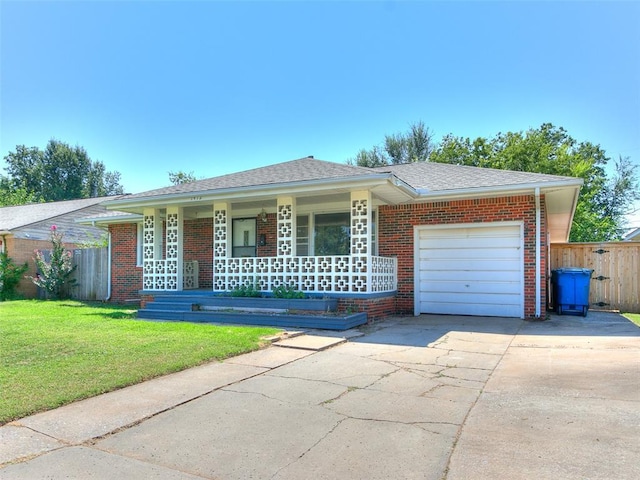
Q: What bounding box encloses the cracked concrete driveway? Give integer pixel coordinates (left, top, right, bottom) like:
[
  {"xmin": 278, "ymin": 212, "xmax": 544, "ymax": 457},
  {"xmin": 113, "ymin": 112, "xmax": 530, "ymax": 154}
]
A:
[{"xmin": 2, "ymin": 312, "xmax": 639, "ymax": 479}]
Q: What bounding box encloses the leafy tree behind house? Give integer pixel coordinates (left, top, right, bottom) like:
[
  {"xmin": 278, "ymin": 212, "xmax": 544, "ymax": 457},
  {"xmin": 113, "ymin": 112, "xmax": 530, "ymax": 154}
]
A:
[
  {"xmin": 0, "ymin": 176, "xmax": 36, "ymax": 206},
  {"xmin": 1, "ymin": 139, "xmax": 124, "ymax": 204},
  {"xmin": 348, "ymin": 121, "xmax": 434, "ymax": 167},
  {"xmin": 168, "ymin": 170, "xmax": 197, "ymax": 185}
]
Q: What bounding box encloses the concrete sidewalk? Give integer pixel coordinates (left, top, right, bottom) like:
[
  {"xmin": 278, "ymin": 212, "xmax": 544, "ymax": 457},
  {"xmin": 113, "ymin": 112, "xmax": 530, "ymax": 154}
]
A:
[{"xmin": 1, "ymin": 312, "xmax": 639, "ymax": 479}]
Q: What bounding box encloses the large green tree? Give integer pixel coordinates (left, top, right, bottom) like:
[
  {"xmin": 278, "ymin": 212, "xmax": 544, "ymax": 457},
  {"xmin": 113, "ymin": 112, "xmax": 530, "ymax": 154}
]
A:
[
  {"xmin": 348, "ymin": 121, "xmax": 434, "ymax": 167},
  {"xmin": 2, "ymin": 139, "xmax": 124, "ymax": 204},
  {"xmin": 428, "ymin": 123, "xmax": 638, "ymax": 242}
]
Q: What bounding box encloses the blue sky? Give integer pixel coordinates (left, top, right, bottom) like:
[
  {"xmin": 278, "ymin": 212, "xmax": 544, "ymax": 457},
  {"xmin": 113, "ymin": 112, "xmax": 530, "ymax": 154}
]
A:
[{"xmin": 1, "ymin": 1, "xmax": 639, "ymax": 226}]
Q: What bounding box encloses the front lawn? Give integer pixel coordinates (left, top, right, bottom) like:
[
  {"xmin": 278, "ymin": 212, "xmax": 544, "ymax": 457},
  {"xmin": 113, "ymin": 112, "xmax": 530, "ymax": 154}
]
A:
[
  {"xmin": 0, "ymin": 300, "xmax": 279, "ymax": 424},
  {"xmin": 623, "ymin": 313, "xmax": 640, "ymax": 326}
]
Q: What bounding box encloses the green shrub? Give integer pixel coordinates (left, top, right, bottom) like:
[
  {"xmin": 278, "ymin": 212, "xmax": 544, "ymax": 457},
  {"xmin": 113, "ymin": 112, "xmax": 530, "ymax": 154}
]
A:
[
  {"xmin": 230, "ymin": 283, "xmax": 262, "ymax": 297},
  {"xmin": 0, "ymin": 248, "xmax": 28, "ymax": 301},
  {"xmin": 272, "ymin": 284, "xmax": 305, "ymax": 299}
]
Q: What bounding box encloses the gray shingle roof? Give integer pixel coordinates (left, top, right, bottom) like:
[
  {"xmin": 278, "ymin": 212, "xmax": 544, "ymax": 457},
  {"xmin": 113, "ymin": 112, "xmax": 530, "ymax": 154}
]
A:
[
  {"xmin": 108, "ymin": 157, "xmax": 580, "ymax": 205},
  {"xmin": 373, "ymin": 162, "xmax": 577, "ymax": 192},
  {"xmin": 0, "ymin": 196, "xmax": 121, "ymax": 231},
  {"xmin": 124, "ymin": 157, "xmax": 375, "ymax": 199}
]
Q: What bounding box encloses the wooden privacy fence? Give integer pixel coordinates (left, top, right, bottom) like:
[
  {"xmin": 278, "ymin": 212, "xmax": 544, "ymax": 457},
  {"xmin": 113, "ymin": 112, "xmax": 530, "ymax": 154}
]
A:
[
  {"xmin": 71, "ymin": 248, "xmax": 109, "ymax": 301},
  {"xmin": 550, "ymin": 242, "xmax": 640, "ymax": 313}
]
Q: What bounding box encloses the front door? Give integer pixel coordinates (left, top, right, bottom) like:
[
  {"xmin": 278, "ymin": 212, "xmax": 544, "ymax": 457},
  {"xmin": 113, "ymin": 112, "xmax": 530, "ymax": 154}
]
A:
[{"xmin": 232, "ymin": 218, "xmax": 257, "ymax": 257}]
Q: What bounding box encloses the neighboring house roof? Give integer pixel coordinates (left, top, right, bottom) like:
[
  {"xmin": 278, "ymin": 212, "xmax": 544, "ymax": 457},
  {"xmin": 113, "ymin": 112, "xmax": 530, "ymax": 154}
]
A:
[
  {"xmin": 0, "ymin": 196, "xmax": 122, "ymax": 242},
  {"xmin": 624, "ymin": 227, "xmax": 640, "ymax": 241}
]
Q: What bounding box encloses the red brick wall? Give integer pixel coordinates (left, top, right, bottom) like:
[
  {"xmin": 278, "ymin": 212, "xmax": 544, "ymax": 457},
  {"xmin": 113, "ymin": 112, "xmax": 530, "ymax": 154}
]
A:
[
  {"xmin": 184, "ymin": 218, "xmax": 213, "ymax": 288},
  {"xmin": 379, "ymin": 195, "xmax": 547, "ymax": 319},
  {"xmin": 257, "ymin": 213, "xmax": 277, "ymax": 257},
  {"xmin": 109, "ymin": 223, "xmax": 142, "ymax": 303},
  {"xmin": 338, "ymin": 295, "xmax": 397, "ymax": 320}
]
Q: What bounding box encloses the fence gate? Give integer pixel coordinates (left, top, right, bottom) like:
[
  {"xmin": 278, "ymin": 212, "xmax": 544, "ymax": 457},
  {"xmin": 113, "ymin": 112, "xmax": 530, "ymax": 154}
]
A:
[
  {"xmin": 550, "ymin": 242, "xmax": 640, "ymax": 313},
  {"xmin": 72, "ymin": 248, "xmax": 109, "ymax": 301}
]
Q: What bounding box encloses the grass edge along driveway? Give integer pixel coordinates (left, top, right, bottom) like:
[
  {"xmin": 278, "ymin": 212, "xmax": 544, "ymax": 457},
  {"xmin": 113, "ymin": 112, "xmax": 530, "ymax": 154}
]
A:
[{"xmin": 0, "ymin": 300, "xmax": 279, "ymax": 425}]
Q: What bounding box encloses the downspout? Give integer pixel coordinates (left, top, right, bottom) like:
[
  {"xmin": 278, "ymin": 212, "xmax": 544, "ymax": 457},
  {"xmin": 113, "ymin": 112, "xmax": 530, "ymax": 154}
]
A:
[
  {"xmin": 105, "ymin": 230, "xmax": 112, "ymax": 301},
  {"xmin": 535, "ymin": 188, "xmax": 541, "ymax": 318}
]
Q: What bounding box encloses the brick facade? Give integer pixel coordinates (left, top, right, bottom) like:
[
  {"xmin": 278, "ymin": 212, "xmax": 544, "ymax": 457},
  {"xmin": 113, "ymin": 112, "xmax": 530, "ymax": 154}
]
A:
[
  {"xmin": 108, "ymin": 195, "xmax": 547, "ymax": 319},
  {"xmin": 378, "ymin": 194, "xmax": 547, "ymax": 318},
  {"xmin": 109, "ymin": 223, "xmax": 142, "ymax": 303}
]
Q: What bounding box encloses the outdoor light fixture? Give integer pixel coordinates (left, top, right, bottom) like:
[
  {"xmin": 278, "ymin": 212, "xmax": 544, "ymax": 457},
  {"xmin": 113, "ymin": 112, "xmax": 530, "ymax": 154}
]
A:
[{"xmin": 260, "ymin": 209, "xmax": 268, "ymax": 223}]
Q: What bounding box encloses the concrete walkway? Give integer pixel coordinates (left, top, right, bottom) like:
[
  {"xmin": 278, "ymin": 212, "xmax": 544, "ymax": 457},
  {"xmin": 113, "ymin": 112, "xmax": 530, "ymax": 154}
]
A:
[{"xmin": 1, "ymin": 312, "xmax": 639, "ymax": 479}]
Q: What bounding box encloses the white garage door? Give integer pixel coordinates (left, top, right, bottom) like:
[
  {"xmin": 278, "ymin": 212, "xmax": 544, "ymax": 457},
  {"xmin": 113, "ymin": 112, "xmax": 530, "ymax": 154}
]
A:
[{"xmin": 415, "ymin": 223, "xmax": 524, "ymax": 318}]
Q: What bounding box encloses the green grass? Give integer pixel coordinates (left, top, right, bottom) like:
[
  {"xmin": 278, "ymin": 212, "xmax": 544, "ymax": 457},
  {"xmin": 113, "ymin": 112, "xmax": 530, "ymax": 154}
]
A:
[
  {"xmin": 623, "ymin": 313, "xmax": 640, "ymax": 327},
  {"xmin": 0, "ymin": 300, "xmax": 279, "ymax": 424}
]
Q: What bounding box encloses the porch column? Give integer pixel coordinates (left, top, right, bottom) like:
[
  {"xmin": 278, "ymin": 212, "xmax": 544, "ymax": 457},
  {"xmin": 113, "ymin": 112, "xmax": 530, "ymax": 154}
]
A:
[
  {"xmin": 350, "ymin": 191, "xmax": 372, "ymax": 293},
  {"xmin": 165, "ymin": 207, "xmax": 183, "ymax": 291},
  {"xmin": 213, "ymin": 202, "xmax": 229, "ymax": 290},
  {"xmin": 142, "ymin": 208, "xmax": 162, "ymax": 290},
  {"xmin": 277, "ymin": 196, "xmax": 295, "ymax": 257}
]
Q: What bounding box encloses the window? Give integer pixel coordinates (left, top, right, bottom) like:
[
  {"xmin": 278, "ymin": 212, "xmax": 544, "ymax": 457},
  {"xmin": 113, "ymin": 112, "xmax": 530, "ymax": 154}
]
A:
[
  {"xmin": 232, "ymin": 218, "xmax": 256, "ymax": 257},
  {"xmin": 296, "ymin": 212, "xmax": 350, "ymax": 256},
  {"xmin": 315, "ymin": 212, "xmax": 350, "ymax": 255},
  {"xmin": 296, "ymin": 215, "xmax": 309, "ymax": 256}
]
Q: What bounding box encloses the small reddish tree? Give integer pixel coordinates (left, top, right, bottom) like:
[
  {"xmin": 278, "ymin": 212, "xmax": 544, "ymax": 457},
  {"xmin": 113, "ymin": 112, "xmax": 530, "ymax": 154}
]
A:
[{"xmin": 31, "ymin": 225, "xmax": 77, "ymax": 299}]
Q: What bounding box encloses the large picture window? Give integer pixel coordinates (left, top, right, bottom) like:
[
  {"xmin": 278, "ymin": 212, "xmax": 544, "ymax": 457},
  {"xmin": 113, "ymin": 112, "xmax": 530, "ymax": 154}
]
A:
[
  {"xmin": 314, "ymin": 212, "xmax": 350, "ymax": 255},
  {"xmin": 296, "ymin": 212, "xmax": 350, "ymax": 256}
]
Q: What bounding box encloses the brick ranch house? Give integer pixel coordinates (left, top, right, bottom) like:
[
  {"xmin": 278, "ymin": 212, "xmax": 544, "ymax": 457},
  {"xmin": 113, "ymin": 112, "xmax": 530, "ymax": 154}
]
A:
[{"xmin": 83, "ymin": 157, "xmax": 582, "ymax": 320}]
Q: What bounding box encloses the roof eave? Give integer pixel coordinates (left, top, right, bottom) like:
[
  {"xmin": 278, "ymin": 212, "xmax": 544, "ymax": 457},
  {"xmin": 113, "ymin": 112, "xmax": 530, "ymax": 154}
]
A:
[
  {"xmin": 76, "ymin": 214, "xmax": 143, "ymax": 226},
  {"xmin": 102, "ymin": 173, "xmax": 402, "ymax": 210},
  {"xmin": 414, "ymin": 178, "xmax": 583, "ymax": 200}
]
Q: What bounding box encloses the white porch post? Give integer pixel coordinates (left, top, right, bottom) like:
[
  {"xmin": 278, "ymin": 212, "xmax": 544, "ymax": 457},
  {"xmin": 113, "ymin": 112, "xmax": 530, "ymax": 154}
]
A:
[
  {"xmin": 165, "ymin": 206, "xmax": 183, "ymax": 291},
  {"xmin": 350, "ymin": 191, "xmax": 372, "ymax": 293},
  {"xmin": 142, "ymin": 208, "xmax": 162, "ymax": 290},
  {"xmin": 213, "ymin": 202, "xmax": 229, "ymax": 290},
  {"xmin": 277, "ymin": 196, "xmax": 295, "ymax": 257}
]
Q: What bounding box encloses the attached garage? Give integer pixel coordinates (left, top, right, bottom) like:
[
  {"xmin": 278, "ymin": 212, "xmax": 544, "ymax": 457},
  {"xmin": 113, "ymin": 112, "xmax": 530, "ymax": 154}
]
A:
[{"xmin": 414, "ymin": 222, "xmax": 524, "ymax": 318}]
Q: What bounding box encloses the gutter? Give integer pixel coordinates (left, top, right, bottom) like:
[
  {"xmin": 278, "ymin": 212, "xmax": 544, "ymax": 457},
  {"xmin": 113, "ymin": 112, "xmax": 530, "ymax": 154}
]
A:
[{"xmin": 413, "ymin": 178, "xmax": 584, "ymax": 201}]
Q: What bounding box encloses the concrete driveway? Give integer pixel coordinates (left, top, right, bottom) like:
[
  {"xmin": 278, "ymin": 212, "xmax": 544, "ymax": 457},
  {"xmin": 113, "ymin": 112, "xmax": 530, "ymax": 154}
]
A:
[{"xmin": 2, "ymin": 311, "xmax": 639, "ymax": 479}]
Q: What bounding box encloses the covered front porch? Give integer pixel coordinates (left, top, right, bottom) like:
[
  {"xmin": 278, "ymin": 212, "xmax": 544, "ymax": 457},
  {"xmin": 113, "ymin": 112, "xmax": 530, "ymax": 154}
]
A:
[{"xmin": 139, "ymin": 189, "xmax": 398, "ymax": 297}]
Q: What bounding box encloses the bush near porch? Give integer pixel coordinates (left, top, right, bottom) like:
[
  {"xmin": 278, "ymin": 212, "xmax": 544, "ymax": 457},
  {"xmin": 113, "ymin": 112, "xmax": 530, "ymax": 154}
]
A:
[{"xmin": 0, "ymin": 301, "xmax": 278, "ymax": 424}]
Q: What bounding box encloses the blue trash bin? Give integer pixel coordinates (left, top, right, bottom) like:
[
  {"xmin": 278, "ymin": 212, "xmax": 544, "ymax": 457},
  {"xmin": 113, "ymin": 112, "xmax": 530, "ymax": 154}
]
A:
[{"xmin": 551, "ymin": 268, "xmax": 593, "ymax": 317}]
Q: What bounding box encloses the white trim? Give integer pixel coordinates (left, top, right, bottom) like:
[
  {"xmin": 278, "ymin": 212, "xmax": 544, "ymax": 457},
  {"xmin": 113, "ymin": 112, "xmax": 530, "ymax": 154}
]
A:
[{"xmin": 414, "ymin": 221, "xmax": 525, "ymax": 318}]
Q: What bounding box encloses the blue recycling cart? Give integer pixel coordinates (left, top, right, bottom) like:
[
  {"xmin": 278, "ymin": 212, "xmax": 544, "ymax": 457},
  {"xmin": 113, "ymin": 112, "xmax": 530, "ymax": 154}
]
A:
[{"xmin": 551, "ymin": 268, "xmax": 593, "ymax": 317}]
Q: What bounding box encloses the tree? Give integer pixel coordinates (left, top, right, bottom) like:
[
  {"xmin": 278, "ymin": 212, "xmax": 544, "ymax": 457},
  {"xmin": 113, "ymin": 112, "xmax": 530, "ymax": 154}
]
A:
[
  {"xmin": 428, "ymin": 124, "xmax": 639, "ymax": 242},
  {"xmin": 348, "ymin": 121, "xmax": 434, "ymax": 167},
  {"xmin": 30, "ymin": 225, "xmax": 77, "ymax": 299},
  {"xmin": 0, "ymin": 176, "xmax": 36, "ymax": 206},
  {"xmin": 2, "ymin": 139, "xmax": 124, "ymax": 202},
  {"xmin": 168, "ymin": 170, "xmax": 197, "ymax": 185}
]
